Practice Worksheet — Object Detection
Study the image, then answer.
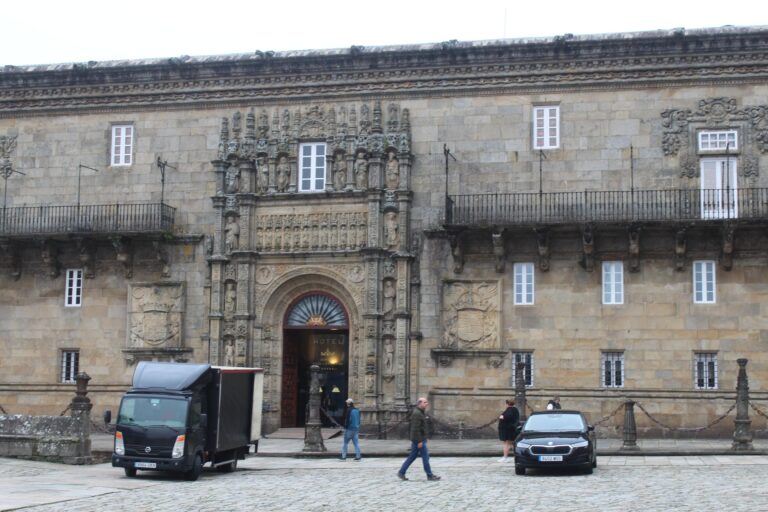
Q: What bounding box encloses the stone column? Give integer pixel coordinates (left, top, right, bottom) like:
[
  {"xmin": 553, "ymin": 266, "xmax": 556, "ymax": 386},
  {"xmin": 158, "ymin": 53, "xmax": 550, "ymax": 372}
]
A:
[
  {"xmin": 621, "ymin": 400, "xmax": 639, "ymax": 451},
  {"xmin": 69, "ymin": 372, "xmax": 93, "ymax": 464},
  {"xmin": 303, "ymin": 365, "xmax": 327, "ymax": 452},
  {"xmin": 732, "ymin": 358, "xmax": 753, "ymax": 451},
  {"xmin": 514, "ymin": 362, "xmax": 527, "ymax": 423}
]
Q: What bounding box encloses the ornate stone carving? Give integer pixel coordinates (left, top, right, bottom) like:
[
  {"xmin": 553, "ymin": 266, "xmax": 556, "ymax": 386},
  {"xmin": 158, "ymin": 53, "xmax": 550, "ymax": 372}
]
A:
[
  {"xmin": 347, "ymin": 264, "xmax": 364, "ymax": 283},
  {"xmin": 383, "ymin": 337, "xmax": 395, "ymax": 380},
  {"xmin": 128, "ymin": 283, "xmax": 184, "ymax": 349},
  {"xmin": 384, "ymin": 211, "xmax": 399, "ymax": 250},
  {"xmin": 697, "ymin": 97, "xmax": 737, "ymax": 125},
  {"xmin": 579, "ymin": 225, "xmax": 595, "ymax": 272},
  {"xmin": 449, "ymin": 233, "xmax": 464, "ymax": 274},
  {"xmin": 0, "ymin": 136, "xmax": 17, "ymax": 171},
  {"xmin": 354, "ymin": 153, "xmax": 368, "ymax": 189},
  {"xmin": 628, "ymin": 225, "xmax": 641, "ymax": 273},
  {"xmin": 660, "ymin": 108, "xmax": 691, "ymax": 156},
  {"xmin": 382, "ymin": 278, "xmax": 396, "ymax": 317},
  {"xmin": 675, "ymin": 227, "xmax": 687, "ymax": 271},
  {"xmin": 275, "ymin": 155, "xmax": 290, "ymax": 192},
  {"xmin": 111, "ymin": 237, "xmax": 133, "ymax": 278},
  {"xmin": 224, "ymin": 281, "xmax": 236, "ymax": 319},
  {"xmin": 225, "ymin": 166, "xmax": 240, "ymax": 193},
  {"xmin": 256, "ymin": 265, "xmax": 274, "ymax": 285},
  {"xmin": 441, "ymin": 280, "xmax": 500, "ymax": 350},
  {"xmin": 491, "ymin": 228, "xmax": 505, "ymax": 273},
  {"xmin": 333, "ymin": 153, "xmax": 346, "ymax": 191},
  {"xmin": 224, "ymin": 214, "xmax": 240, "ymax": 253},
  {"xmin": 254, "ymin": 212, "xmax": 367, "ymax": 252},
  {"xmin": 384, "ymin": 151, "xmax": 399, "ymax": 189}
]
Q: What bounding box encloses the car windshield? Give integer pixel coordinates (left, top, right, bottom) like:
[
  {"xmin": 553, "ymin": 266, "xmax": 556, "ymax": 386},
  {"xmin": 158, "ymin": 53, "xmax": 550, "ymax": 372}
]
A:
[
  {"xmin": 523, "ymin": 413, "xmax": 585, "ymax": 432},
  {"xmin": 117, "ymin": 396, "xmax": 188, "ymax": 428}
]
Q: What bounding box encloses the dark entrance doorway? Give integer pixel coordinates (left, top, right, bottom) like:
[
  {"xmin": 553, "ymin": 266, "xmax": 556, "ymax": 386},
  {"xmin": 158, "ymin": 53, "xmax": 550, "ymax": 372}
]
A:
[{"xmin": 280, "ymin": 293, "xmax": 349, "ymax": 428}]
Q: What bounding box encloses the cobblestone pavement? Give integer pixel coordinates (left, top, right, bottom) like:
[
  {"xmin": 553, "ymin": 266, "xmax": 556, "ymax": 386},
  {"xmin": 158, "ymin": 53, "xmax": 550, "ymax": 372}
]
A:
[{"xmin": 4, "ymin": 456, "xmax": 768, "ymax": 511}]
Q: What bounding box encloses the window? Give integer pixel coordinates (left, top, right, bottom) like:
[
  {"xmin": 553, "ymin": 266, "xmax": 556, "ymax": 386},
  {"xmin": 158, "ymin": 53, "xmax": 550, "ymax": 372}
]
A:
[
  {"xmin": 694, "ymin": 352, "xmax": 718, "ymax": 389},
  {"xmin": 111, "ymin": 125, "xmax": 133, "ymax": 166},
  {"xmin": 602, "ymin": 261, "xmax": 624, "ymax": 305},
  {"xmin": 700, "ymin": 158, "xmax": 738, "ymax": 219},
  {"xmin": 512, "ymin": 352, "xmax": 534, "ymax": 387},
  {"xmin": 299, "ymin": 143, "xmax": 326, "ymax": 192},
  {"xmin": 65, "ymin": 269, "xmax": 83, "ymax": 307},
  {"xmin": 693, "ymin": 260, "xmax": 716, "ymax": 304},
  {"xmin": 61, "ymin": 350, "xmax": 79, "ymax": 383},
  {"xmin": 513, "ymin": 262, "xmax": 535, "ymax": 305},
  {"xmin": 698, "ymin": 130, "xmax": 737, "ymax": 152},
  {"xmin": 533, "ymin": 105, "xmax": 560, "ymax": 149},
  {"xmin": 602, "ymin": 352, "xmax": 624, "ymax": 388}
]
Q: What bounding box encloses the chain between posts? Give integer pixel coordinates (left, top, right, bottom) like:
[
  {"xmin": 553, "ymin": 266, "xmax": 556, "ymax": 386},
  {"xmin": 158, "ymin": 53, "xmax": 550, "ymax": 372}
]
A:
[
  {"xmin": 634, "ymin": 400, "xmax": 737, "ymax": 432},
  {"xmin": 593, "ymin": 402, "xmax": 626, "ymax": 427},
  {"xmin": 748, "ymin": 400, "xmax": 768, "ymax": 420}
]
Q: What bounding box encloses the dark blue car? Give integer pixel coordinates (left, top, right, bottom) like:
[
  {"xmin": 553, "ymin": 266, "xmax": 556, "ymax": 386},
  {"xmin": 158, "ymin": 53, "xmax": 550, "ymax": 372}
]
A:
[{"xmin": 514, "ymin": 410, "xmax": 597, "ymax": 475}]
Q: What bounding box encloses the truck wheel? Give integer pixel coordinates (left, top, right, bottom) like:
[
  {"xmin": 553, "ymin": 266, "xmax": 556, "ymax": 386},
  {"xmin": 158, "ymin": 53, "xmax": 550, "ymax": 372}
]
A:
[
  {"xmin": 218, "ymin": 459, "xmax": 237, "ymax": 473},
  {"xmin": 185, "ymin": 454, "xmax": 203, "ymax": 481},
  {"xmin": 124, "ymin": 467, "xmax": 137, "ymax": 478}
]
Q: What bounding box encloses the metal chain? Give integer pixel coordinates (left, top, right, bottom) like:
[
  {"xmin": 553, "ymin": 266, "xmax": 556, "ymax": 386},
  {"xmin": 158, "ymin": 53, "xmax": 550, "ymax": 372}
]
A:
[
  {"xmin": 635, "ymin": 400, "xmax": 736, "ymax": 432},
  {"xmin": 319, "ymin": 407, "xmax": 346, "ymax": 429},
  {"xmin": 748, "ymin": 400, "xmax": 768, "ymax": 420},
  {"xmin": 593, "ymin": 402, "xmax": 625, "ymax": 427},
  {"xmin": 0, "ymin": 404, "xmax": 7, "ymax": 415}
]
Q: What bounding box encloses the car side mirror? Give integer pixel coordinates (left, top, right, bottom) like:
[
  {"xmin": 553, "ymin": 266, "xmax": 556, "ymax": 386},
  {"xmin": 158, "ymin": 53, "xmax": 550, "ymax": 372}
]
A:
[
  {"xmin": 103, "ymin": 410, "xmax": 112, "ymax": 425},
  {"xmin": 587, "ymin": 424, "xmax": 594, "ymax": 432},
  {"xmin": 200, "ymin": 413, "xmax": 208, "ymax": 430}
]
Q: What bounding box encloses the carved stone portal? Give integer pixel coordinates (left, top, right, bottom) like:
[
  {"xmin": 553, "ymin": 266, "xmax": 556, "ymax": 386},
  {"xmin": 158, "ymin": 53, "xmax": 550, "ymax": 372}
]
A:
[{"xmin": 441, "ymin": 280, "xmax": 500, "ymax": 350}]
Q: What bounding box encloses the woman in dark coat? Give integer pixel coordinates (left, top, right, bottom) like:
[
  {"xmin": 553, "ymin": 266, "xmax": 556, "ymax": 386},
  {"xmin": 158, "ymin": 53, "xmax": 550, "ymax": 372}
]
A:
[{"xmin": 498, "ymin": 399, "xmax": 520, "ymax": 462}]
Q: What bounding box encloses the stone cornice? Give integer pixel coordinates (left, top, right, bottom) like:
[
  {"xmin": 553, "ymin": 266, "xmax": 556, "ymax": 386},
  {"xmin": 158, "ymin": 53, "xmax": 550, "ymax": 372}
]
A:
[{"xmin": 2, "ymin": 27, "xmax": 768, "ymax": 117}]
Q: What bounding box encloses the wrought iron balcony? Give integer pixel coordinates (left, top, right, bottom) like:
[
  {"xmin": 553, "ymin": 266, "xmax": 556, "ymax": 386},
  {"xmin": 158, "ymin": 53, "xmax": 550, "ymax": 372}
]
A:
[
  {"xmin": 444, "ymin": 188, "xmax": 768, "ymax": 228},
  {"xmin": 0, "ymin": 202, "xmax": 175, "ymax": 238}
]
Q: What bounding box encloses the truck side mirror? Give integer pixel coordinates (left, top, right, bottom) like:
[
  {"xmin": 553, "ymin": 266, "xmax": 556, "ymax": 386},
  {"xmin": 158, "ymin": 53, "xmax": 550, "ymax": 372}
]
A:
[
  {"xmin": 103, "ymin": 410, "xmax": 112, "ymax": 425},
  {"xmin": 200, "ymin": 413, "xmax": 208, "ymax": 430}
]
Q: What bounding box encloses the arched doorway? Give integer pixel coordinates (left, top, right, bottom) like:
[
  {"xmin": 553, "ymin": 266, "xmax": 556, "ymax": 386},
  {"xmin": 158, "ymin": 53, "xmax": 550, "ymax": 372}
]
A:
[{"xmin": 281, "ymin": 292, "xmax": 349, "ymax": 428}]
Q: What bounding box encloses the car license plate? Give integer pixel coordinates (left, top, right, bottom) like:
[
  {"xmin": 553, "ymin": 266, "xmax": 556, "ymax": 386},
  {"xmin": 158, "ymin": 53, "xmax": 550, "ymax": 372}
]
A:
[
  {"xmin": 135, "ymin": 462, "xmax": 156, "ymax": 469},
  {"xmin": 539, "ymin": 455, "xmax": 563, "ymax": 462}
]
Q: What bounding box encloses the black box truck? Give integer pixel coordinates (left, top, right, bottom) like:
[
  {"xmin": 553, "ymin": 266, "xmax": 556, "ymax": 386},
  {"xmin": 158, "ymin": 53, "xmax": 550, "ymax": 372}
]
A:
[{"xmin": 108, "ymin": 362, "xmax": 263, "ymax": 480}]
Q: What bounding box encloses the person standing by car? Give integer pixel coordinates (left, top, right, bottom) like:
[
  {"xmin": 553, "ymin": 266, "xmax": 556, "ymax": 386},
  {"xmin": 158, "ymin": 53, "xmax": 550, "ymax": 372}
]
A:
[
  {"xmin": 497, "ymin": 398, "xmax": 520, "ymax": 462},
  {"xmin": 397, "ymin": 397, "xmax": 441, "ymax": 481},
  {"xmin": 339, "ymin": 398, "xmax": 361, "ymax": 461},
  {"xmin": 546, "ymin": 396, "xmax": 561, "ymax": 410}
]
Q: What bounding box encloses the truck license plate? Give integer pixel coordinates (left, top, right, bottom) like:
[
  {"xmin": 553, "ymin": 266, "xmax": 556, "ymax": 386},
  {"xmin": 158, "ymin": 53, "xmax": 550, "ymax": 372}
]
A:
[
  {"xmin": 539, "ymin": 455, "xmax": 563, "ymax": 462},
  {"xmin": 135, "ymin": 462, "xmax": 157, "ymax": 469}
]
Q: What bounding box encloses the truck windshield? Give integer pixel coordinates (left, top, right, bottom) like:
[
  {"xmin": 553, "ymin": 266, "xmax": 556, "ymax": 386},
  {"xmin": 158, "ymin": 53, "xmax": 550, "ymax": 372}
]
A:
[{"xmin": 117, "ymin": 396, "xmax": 188, "ymax": 428}]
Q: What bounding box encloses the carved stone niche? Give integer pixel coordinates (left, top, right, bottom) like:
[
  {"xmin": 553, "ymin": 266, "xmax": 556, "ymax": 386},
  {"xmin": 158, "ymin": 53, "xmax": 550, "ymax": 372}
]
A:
[
  {"xmin": 124, "ymin": 282, "xmax": 192, "ymax": 365},
  {"xmin": 431, "ymin": 348, "xmax": 508, "ymax": 368},
  {"xmin": 437, "ymin": 280, "xmax": 501, "ymax": 364}
]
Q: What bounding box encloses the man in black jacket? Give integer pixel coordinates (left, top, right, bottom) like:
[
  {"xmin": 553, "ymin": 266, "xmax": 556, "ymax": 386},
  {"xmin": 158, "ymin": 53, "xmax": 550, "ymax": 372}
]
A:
[{"xmin": 397, "ymin": 397, "xmax": 441, "ymax": 481}]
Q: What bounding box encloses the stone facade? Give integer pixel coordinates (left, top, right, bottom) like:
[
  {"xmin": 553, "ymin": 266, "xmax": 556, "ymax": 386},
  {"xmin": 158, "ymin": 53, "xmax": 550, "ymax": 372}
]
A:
[{"xmin": 1, "ymin": 27, "xmax": 768, "ymax": 436}]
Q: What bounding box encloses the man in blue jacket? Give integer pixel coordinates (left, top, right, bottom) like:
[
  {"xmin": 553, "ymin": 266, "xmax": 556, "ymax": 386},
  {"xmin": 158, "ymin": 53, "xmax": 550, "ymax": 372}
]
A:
[{"xmin": 340, "ymin": 398, "xmax": 361, "ymax": 461}]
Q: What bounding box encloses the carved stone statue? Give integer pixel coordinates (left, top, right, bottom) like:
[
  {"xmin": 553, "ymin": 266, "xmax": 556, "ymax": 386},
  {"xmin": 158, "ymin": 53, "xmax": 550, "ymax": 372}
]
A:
[
  {"xmin": 383, "ymin": 338, "xmax": 394, "ymax": 376},
  {"xmin": 224, "ymin": 339, "xmax": 235, "ymax": 366},
  {"xmin": 383, "ymin": 279, "xmax": 396, "ymax": 317},
  {"xmin": 225, "ymin": 166, "xmax": 240, "ymax": 193},
  {"xmin": 276, "ymin": 155, "xmax": 290, "ymax": 192},
  {"xmin": 257, "ymin": 156, "xmax": 269, "ymax": 193},
  {"xmin": 354, "ymin": 155, "xmax": 368, "ymax": 189},
  {"xmin": 224, "ymin": 282, "xmax": 236, "ymax": 317},
  {"xmin": 385, "ymin": 152, "xmax": 399, "ymax": 189},
  {"xmin": 333, "ymin": 155, "xmax": 346, "ymax": 191},
  {"xmin": 384, "ymin": 211, "xmax": 399, "ymax": 249},
  {"xmin": 225, "ymin": 216, "xmax": 240, "ymax": 253}
]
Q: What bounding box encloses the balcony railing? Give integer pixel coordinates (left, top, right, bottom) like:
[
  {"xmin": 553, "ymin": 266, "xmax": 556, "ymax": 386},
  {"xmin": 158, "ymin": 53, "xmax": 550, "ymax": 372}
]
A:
[
  {"xmin": 445, "ymin": 188, "xmax": 768, "ymax": 226},
  {"xmin": 0, "ymin": 203, "xmax": 175, "ymax": 237}
]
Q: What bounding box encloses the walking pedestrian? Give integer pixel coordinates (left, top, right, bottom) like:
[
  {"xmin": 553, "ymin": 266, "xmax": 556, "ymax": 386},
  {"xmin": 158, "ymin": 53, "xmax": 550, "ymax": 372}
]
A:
[
  {"xmin": 339, "ymin": 398, "xmax": 361, "ymax": 461},
  {"xmin": 397, "ymin": 397, "xmax": 441, "ymax": 481},
  {"xmin": 497, "ymin": 398, "xmax": 520, "ymax": 462},
  {"xmin": 546, "ymin": 396, "xmax": 561, "ymax": 410}
]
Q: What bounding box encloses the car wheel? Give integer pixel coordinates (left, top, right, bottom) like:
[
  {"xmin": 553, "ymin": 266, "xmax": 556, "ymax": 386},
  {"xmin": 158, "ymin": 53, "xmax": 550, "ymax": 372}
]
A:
[
  {"xmin": 592, "ymin": 455, "xmax": 597, "ymax": 468},
  {"xmin": 583, "ymin": 463, "xmax": 593, "ymax": 475},
  {"xmin": 515, "ymin": 465, "xmax": 526, "ymax": 476},
  {"xmin": 217, "ymin": 458, "xmax": 237, "ymax": 473},
  {"xmin": 185, "ymin": 454, "xmax": 203, "ymax": 481},
  {"xmin": 124, "ymin": 467, "xmax": 137, "ymax": 478}
]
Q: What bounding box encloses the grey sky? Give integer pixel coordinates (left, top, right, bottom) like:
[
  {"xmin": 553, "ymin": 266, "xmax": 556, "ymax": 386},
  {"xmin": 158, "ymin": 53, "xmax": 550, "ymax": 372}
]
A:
[{"xmin": 2, "ymin": 0, "xmax": 764, "ymax": 66}]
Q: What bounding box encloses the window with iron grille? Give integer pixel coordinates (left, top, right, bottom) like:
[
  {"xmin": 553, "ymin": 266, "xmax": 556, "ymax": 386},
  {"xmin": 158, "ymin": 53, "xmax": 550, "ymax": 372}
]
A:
[
  {"xmin": 693, "ymin": 260, "xmax": 716, "ymax": 304},
  {"xmin": 533, "ymin": 106, "xmax": 560, "ymax": 149},
  {"xmin": 65, "ymin": 269, "xmax": 83, "ymax": 307},
  {"xmin": 694, "ymin": 352, "xmax": 718, "ymax": 389},
  {"xmin": 511, "ymin": 352, "xmax": 534, "ymax": 387},
  {"xmin": 299, "ymin": 142, "xmax": 326, "ymax": 192},
  {"xmin": 61, "ymin": 350, "xmax": 79, "ymax": 384},
  {"xmin": 602, "ymin": 352, "xmax": 624, "ymax": 388},
  {"xmin": 513, "ymin": 262, "xmax": 535, "ymax": 305},
  {"xmin": 698, "ymin": 130, "xmax": 737, "ymax": 152},
  {"xmin": 602, "ymin": 261, "xmax": 624, "ymax": 305},
  {"xmin": 111, "ymin": 124, "xmax": 133, "ymax": 166}
]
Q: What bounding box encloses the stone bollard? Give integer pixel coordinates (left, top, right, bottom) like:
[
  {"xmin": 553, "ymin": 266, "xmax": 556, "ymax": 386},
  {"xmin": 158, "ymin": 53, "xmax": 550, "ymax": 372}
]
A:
[
  {"xmin": 732, "ymin": 358, "xmax": 753, "ymax": 451},
  {"xmin": 514, "ymin": 361, "xmax": 527, "ymax": 423},
  {"xmin": 457, "ymin": 420, "xmax": 464, "ymax": 440},
  {"xmin": 621, "ymin": 400, "xmax": 639, "ymax": 451},
  {"xmin": 303, "ymin": 365, "xmax": 327, "ymax": 452},
  {"xmin": 70, "ymin": 372, "xmax": 93, "ymax": 464}
]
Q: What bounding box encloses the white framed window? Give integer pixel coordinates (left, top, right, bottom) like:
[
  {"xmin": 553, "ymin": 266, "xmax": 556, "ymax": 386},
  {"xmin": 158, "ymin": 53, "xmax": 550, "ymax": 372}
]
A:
[
  {"xmin": 513, "ymin": 262, "xmax": 535, "ymax": 305},
  {"xmin": 700, "ymin": 158, "xmax": 738, "ymax": 219},
  {"xmin": 602, "ymin": 352, "xmax": 624, "ymax": 388},
  {"xmin": 602, "ymin": 261, "xmax": 624, "ymax": 305},
  {"xmin": 61, "ymin": 350, "xmax": 79, "ymax": 384},
  {"xmin": 65, "ymin": 269, "xmax": 83, "ymax": 307},
  {"xmin": 693, "ymin": 260, "xmax": 716, "ymax": 304},
  {"xmin": 111, "ymin": 125, "xmax": 133, "ymax": 166},
  {"xmin": 299, "ymin": 142, "xmax": 326, "ymax": 192},
  {"xmin": 694, "ymin": 352, "xmax": 718, "ymax": 389},
  {"xmin": 512, "ymin": 352, "xmax": 534, "ymax": 387},
  {"xmin": 698, "ymin": 130, "xmax": 737, "ymax": 152},
  {"xmin": 533, "ymin": 105, "xmax": 560, "ymax": 149}
]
